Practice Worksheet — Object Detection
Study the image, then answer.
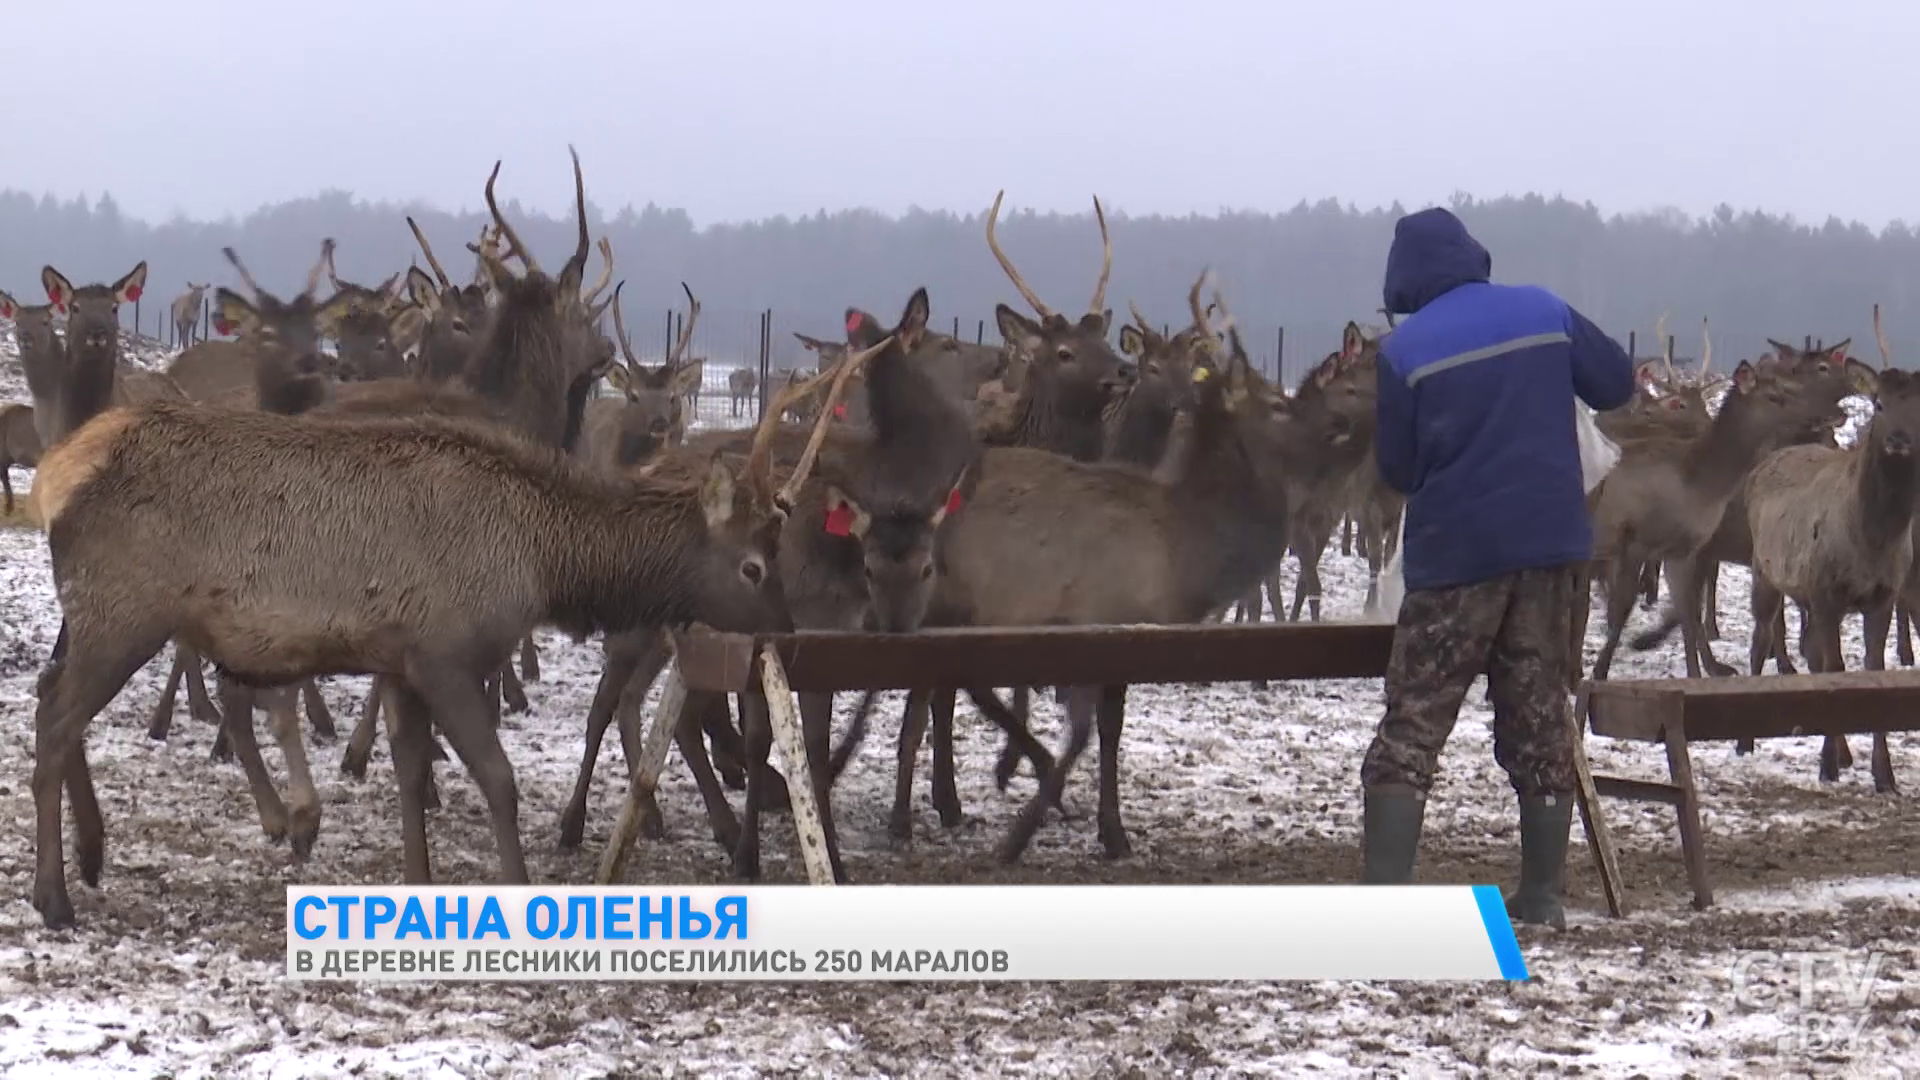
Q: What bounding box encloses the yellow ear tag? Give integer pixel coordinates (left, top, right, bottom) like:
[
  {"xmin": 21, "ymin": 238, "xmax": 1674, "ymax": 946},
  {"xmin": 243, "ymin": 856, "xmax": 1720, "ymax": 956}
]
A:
[{"xmin": 1192, "ymin": 366, "xmax": 1212, "ymax": 383}]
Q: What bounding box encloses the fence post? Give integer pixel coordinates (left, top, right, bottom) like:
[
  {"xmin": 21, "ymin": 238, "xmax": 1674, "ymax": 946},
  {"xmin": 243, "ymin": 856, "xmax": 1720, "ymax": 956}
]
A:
[
  {"xmin": 976, "ymin": 319, "xmax": 984, "ymax": 345},
  {"xmin": 1629, "ymin": 331, "xmax": 1636, "ymax": 358},
  {"xmin": 1276, "ymin": 326, "xmax": 1285, "ymax": 384},
  {"xmin": 203, "ymin": 297, "xmax": 211, "ymax": 342}
]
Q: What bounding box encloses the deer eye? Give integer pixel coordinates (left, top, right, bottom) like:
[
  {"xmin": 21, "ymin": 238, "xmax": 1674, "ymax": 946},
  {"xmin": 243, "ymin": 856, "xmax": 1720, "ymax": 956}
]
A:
[
  {"xmin": 740, "ymin": 558, "xmax": 765, "ymax": 585},
  {"xmin": 1056, "ymin": 346, "xmax": 1074, "ymax": 362}
]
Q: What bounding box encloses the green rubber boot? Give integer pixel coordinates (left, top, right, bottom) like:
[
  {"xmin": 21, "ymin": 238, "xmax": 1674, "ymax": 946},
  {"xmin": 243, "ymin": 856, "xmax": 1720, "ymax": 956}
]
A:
[
  {"xmin": 1360, "ymin": 784, "xmax": 1427, "ymax": 884},
  {"xmin": 1505, "ymin": 793, "xmax": 1572, "ymax": 929}
]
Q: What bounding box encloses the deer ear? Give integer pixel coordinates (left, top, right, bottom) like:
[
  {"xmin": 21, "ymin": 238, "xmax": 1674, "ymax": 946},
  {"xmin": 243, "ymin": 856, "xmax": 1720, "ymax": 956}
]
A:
[
  {"xmin": 1732, "ymin": 359, "xmax": 1758, "ymax": 393},
  {"xmin": 794, "ymin": 332, "xmax": 824, "ymax": 352},
  {"xmin": 314, "ymin": 290, "xmax": 357, "ymax": 337},
  {"xmin": 995, "ymin": 304, "xmax": 1045, "ymax": 359},
  {"xmin": 213, "ymin": 288, "xmax": 258, "ymax": 336},
  {"xmin": 700, "ymin": 452, "xmax": 741, "ymax": 530},
  {"xmin": 0, "ymin": 290, "xmax": 16, "ymax": 319},
  {"xmin": 669, "ymin": 359, "xmax": 706, "ymax": 397},
  {"xmin": 1844, "ymin": 358, "xmax": 1879, "ymax": 396},
  {"xmin": 604, "ymin": 365, "xmax": 630, "ymax": 393},
  {"xmin": 1827, "ymin": 338, "xmax": 1852, "ymax": 365},
  {"xmin": 1635, "ymin": 360, "xmax": 1663, "ymax": 389},
  {"xmin": 1342, "ymin": 321, "xmax": 1365, "ymax": 359},
  {"xmin": 41, "ymin": 267, "xmax": 74, "ymax": 313},
  {"xmin": 844, "ymin": 308, "xmax": 883, "ymax": 349},
  {"xmin": 1119, "ymin": 325, "xmax": 1145, "ymax": 357},
  {"xmin": 1765, "ymin": 339, "xmax": 1797, "ymax": 359},
  {"xmin": 112, "ymin": 261, "xmax": 148, "ymax": 305},
  {"xmin": 896, "ymin": 288, "xmax": 930, "ymax": 353},
  {"xmin": 822, "ymin": 485, "xmax": 870, "ymax": 538},
  {"xmin": 928, "ymin": 466, "xmax": 969, "ymax": 527},
  {"xmin": 405, "ymin": 267, "xmax": 441, "ymax": 313}
]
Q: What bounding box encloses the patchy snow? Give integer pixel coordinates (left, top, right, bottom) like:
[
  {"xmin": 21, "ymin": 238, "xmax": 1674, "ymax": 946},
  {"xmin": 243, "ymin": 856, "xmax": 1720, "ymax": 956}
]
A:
[
  {"xmin": 3, "ymin": 324, "xmax": 1917, "ymax": 1075},
  {"xmin": 1, "ymin": 509, "xmax": 1917, "ymax": 1077}
]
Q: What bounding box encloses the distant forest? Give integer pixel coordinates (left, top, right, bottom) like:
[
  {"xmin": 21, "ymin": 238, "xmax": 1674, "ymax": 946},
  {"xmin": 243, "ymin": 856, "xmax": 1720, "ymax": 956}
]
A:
[{"xmin": 2, "ymin": 186, "xmax": 1915, "ymax": 386}]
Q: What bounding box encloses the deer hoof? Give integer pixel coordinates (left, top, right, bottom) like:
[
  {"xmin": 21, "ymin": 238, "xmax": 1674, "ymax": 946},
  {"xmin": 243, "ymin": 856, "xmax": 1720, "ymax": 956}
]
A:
[
  {"xmin": 77, "ymin": 837, "xmax": 105, "ymax": 889},
  {"xmin": 638, "ymin": 805, "xmax": 666, "ymax": 842},
  {"xmin": 1099, "ymin": 820, "xmax": 1132, "ymax": 860},
  {"xmin": 556, "ymin": 808, "xmax": 585, "ymax": 851},
  {"xmin": 290, "ymin": 812, "xmax": 321, "ymax": 862},
  {"xmin": 33, "ymin": 885, "xmax": 76, "ymax": 930},
  {"xmin": 756, "ymin": 772, "xmax": 792, "ymax": 815}
]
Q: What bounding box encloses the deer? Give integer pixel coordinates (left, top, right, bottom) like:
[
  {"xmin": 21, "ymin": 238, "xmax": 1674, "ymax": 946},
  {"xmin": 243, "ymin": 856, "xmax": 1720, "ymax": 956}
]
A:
[
  {"xmin": 0, "ymin": 293, "xmax": 65, "ymax": 447},
  {"xmin": 1581, "ymin": 342, "xmax": 1864, "ymax": 683},
  {"xmin": 727, "ymin": 367, "xmax": 758, "ymax": 418},
  {"xmin": 556, "ymin": 290, "xmax": 978, "ymax": 880},
  {"xmin": 1106, "ymin": 290, "xmax": 1212, "ymax": 468},
  {"xmin": 1, "ymin": 403, "xmax": 41, "ymax": 516},
  {"xmin": 834, "ymin": 286, "xmax": 1362, "ymax": 859},
  {"xmin": 576, "ymin": 281, "xmax": 704, "ymax": 473},
  {"xmin": 170, "ymin": 283, "xmax": 210, "ymax": 349},
  {"xmin": 1743, "ymin": 349, "xmax": 1913, "ymax": 794}
]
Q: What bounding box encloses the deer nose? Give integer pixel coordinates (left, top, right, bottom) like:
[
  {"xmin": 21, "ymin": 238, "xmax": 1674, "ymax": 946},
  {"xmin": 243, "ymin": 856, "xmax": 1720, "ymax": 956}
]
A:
[{"xmin": 1887, "ymin": 430, "xmax": 1913, "ymax": 457}]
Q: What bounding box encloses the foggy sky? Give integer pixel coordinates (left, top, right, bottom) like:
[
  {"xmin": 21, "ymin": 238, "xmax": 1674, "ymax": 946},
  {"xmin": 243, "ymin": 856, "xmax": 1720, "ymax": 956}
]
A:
[{"xmin": 8, "ymin": 0, "xmax": 1911, "ymax": 230}]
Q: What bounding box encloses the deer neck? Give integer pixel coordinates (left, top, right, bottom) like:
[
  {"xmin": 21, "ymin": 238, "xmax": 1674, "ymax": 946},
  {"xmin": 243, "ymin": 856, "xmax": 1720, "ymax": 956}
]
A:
[
  {"xmin": 1006, "ymin": 376, "xmax": 1107, "ymax": 463},
  {"xmin": 1163, "ymin": 412, "xmax": 1291, "ymax": 617},
  {"xmin": 57, "ymin": 332, "xmax": 122, "ymax": 442},
  {"xmin": 542, "ymin": 479, "xmax": 710, "ymax": 638},
  {"xmin": 1852, "ymin": 430, "xmax": 1920, "ymax": 551},
  {"xmin": 1684, "ymin": 393, "xmax": 1794, "ymax": 502}
]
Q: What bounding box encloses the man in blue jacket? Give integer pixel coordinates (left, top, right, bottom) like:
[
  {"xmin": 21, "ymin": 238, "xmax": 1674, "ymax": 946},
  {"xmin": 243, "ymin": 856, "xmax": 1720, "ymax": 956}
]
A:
[{"xmin": 1359, "ymin": 207, "xmax": 1634, "ymax": 929}]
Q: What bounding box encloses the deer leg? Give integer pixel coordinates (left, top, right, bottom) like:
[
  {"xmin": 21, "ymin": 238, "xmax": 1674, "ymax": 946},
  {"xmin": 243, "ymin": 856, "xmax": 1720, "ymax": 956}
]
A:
[
  {"xmin": 1590, "ymin": 559, "xmax": 1640, "ymax": 682},
  {"xmin": 1095, "ymin": 684, "xmax": 1131, "ymax": 859},
  {"xmin": 1898, "ymin": 604, "xmax": 1916, "ymax": 667},
  {"xmin": 145, "ymin": 650, "xmax": 188, "ymax": 742},
  {"xmin": 29, "ymin": 625, "xmax": 165, "ymax": 928},
  {"xmin": 411, "ymin": 664, "xmax": 529, "ymax": 885},
  {"xmin": 676, "ymin": 690, "xmax": 740, "ymax": 853},
  {"xmin": 707, "ymin": 698, "xmax": 749, "ymax": 791},
  {"xmin": 1671, "ymin": 558, "xmax": 1731, "ymax": 678},
  {"xmin": 1737, "ymin": 577, "xmax": 1787, "ymax": 756},
  {"xmin": 265, "ymin": 687, "xmax": 321, "ymax": 861},
  {"xmin": 384, "ymin": 681, "xmax": 438, "ymax": 884},
  {"xmin": 930, "ymin": 689, "xmax": 962, "ymax": 829},
  {"xmin": 300, "ymin": 678, "xmax": 336, "ymax": 743},
  {"xmin": 216, "ymin": 676, "xmax": 289, "ymax": 844},
  {"xmin": 1, "ymin": 470, "xmax": 10, "ymax": 515},
  {"xmin": 560, "ymin": 635, "xmax": 652, "ymax": 850},
  {"xmin": 997, "ymin": 686, "xmax": 1097, "ymax": 864},
  {"xmin": 498, "ymin": 660, "xmax": 529, "ymax": 715},
  {"xmin": 179, "ymin": 642, "xmax": 220, "ymax": 725},
  {"xmin": 890, "ymin": 689, "xmax": 932, "ymax": 847},
  {"xmin": 733, "ymin": 689, "xmax": 773, "ymax": 880},
  {"xmin": 1702, "ymin": 562, "xmax": 1722, "ymax": 640},
  {"xmin": 519, "ymin": 634, "xmax": 540, "ymax": 683},
  {"xmin": 341, "ymin": 678, "xmax": 383, "ymax": 778},
  {"xmin": 1636, "ymin": 561, "xmax": 1660, "ymax": 609},
  {"xmin": 968, "ymin": 687, "xmax": 1061, "ymax": 810},
  {"xmin": 1859, "ymin": 604, "xmax": 1899, "ymax": 795},
  {"xmin": 1340, "ymin": 515, "xmax": 1354, "ymax": 557}
]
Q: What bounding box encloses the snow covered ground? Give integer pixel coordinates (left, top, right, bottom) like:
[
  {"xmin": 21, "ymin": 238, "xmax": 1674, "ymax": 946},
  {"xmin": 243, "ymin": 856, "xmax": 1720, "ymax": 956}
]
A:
[{"xmin": 1, "ymin": 328, "xmax": 1916, "ymax": 1077}]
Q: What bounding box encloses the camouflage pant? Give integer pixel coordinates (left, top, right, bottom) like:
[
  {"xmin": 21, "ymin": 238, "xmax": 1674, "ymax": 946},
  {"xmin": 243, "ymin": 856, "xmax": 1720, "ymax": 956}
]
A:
[{"xmin": 1360, "ymin": 564, "xmax": 1579, "ymax": 798}]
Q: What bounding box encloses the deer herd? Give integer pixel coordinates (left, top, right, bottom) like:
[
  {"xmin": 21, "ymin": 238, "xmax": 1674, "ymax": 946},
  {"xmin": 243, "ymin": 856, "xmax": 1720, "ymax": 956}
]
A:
[{"xmin": 0, "ymin": 153, "xmax": 1910, "ymax": 929}]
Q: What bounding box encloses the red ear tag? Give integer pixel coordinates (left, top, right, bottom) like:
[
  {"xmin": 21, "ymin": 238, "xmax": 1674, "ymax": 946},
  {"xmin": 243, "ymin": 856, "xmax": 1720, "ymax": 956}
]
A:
[
  {"xmin": 0, "ymin": 302, "xmax": 12, "ymax": 318},
  {"xmin": 214, "ymin": 318, "xmax": 233, "ymax": 336},
  {"xmin": 944, "ymin": 489, "xmax": 964, "ymax": 516},
  {"xmin": 823, "ymin": 503, "xmax": 854, "ymax": 536},
  {"xmin": 846, "ymin": 311, "xmax": 865, "ymax": 335},
  {"xmin": 833, "ymin": 403, "xmax": 847, "ymax": 419},
  {"xmin": 124, "ymin": 284, "xmax": 142, "ymax": 302},
  {"xmin": 53, "ymin": 301, "xmax": 66, "ymax": 315}
]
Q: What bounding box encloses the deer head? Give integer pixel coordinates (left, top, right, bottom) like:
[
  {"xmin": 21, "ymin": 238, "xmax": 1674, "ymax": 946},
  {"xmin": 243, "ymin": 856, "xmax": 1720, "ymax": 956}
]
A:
[
  {"xmin": 604, "ymin": 280, "xmax": 705, "ymax": 465},
  {"xmin": 41, "ymin": 260, "xmax": 148, "ymax": 442},
  {"xmin": 985, "ymin": 189, "xmax": 1135, "ymax": 456},
  {"xmin": 214, "ymin": 240, "xmax": 355, "ymax": 413}
]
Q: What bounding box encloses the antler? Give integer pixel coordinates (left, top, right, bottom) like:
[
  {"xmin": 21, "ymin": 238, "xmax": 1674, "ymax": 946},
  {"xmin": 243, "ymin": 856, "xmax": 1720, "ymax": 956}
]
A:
[
  {"xmin": 745, "ymin": 332, "xmax": 896, "ymax": 508},
  {"xmin": 221, "ymin": 247, "xmax": 263, "ymax": 298},
  {"xmin": 558, "ymin": 145, "xmax": 591, "ymax": 289},
  {"xmin": 1088, "ymin": 195, "xmax": 1112, "ymax": 316},
  {"xmin": 984, "ymin": 190, "xmax": 1055, "ymax": 320},
  {"xmin": 1653, "ymin": 312, "xmax": 1672, "ymax": 380},
  {"xmin": 581, "ymin": 237, "xmax": 615, "ymax": 306},
  {"xmin": 609, "ymin": 280, "xmax": 642, "ymax": 376},
  {"xmin": 482, "ymin": 160, "xmax": 536, "ymax": 275},
  {"xmin": 1127, "ymin": 299, "xmax": 1155, "ymax": 337},
  {"xmin": 668, "ymin": 282, "xmax": 701, "ymax": 367},
  {"xmin": 325, "ymin": 242, "xmax": 345, "ymax": 292},
  {"xmin": 304, "ymin": 239, "xmax": 334, "ymax": 299},
  {"xmin": 1700, "ymin": 317, "xmax": 1712, "ymax": 377},
  {"xmin": 1876, "ymin": 303, "xmax": 1892, "ymax": 370},
  {"xmin": 406, "ymin": 216, "xmax": 453, "ymax": 290}
]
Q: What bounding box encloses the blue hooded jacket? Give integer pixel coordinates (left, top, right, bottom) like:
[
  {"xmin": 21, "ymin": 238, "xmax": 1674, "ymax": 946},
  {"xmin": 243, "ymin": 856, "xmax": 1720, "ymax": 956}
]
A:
[{"xmin": 1376, "ymin": 208, "xmax": 1634, "ymax": 591}]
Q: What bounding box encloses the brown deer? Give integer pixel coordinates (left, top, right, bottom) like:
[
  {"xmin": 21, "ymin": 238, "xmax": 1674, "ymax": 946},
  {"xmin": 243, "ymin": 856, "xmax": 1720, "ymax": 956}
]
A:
[
  {"xmin": 577, "ymin": 281, "xmax": 704, "ymax": 473},
  {"xmin": 840, "ymin": 291, "xmax": 1362, "ymax": 859},
  {"xmin": 1, "ymin": 402, "xmax": 41, "ymax": 515},
  {"xmin": 25, "ymin": 262, "xmax": 184, "ymax": 441},
  {"xmin": 727, "ymin": 366, "xmax": 758, "ymax": 418},
  {"xmin": 1106, "ymin": 289, "xmax": 1211, "ymax": 468},
  {"xmin": 1745, "ymin": 358, "xmax": 1916, "ymax": 794},
  {"xmin": 170, "ymin": 283, "xmax": 209, "ymax": 349},
  {"xmin": 556, "ymin": 290, "xmax": 976, "ymax": 879},
  {"xmin": 0, "ymin": 293, "xmax": 64, "ymax": 447},
  {"xmin": 1583, "ymin": 343, "xmax": 1864, "ymax": 682}
]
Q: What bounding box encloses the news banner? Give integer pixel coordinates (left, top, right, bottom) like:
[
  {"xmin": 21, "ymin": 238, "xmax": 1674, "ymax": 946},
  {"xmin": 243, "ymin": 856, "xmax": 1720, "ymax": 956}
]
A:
[{"xmin": 286, "ymin": 885, "xmax": 1530, "ymax": 981}]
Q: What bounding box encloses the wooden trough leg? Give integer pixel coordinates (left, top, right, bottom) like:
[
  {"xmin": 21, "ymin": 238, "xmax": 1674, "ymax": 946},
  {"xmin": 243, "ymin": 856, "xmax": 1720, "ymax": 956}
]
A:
[
  {"xmin": 1569, "ymin": 686, "xmax": 1626, "ymax": 918},
  {"xmin": 757, "ymin": 644, "xmax": 838, "ymax": 886},
  {"xmin": 595, "ymin": 665, "xmax": 689, "ymax": 885},
  {"xmin": 1663, "ymin": 725, "xmax": 1713, "ymax": 910}
]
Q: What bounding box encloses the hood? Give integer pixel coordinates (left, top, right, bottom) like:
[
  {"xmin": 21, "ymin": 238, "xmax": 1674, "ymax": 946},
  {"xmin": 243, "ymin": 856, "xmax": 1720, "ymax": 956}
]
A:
[{"xmin": 1382, "ymin": 208, "xmax": 1492, "ymax": 316}]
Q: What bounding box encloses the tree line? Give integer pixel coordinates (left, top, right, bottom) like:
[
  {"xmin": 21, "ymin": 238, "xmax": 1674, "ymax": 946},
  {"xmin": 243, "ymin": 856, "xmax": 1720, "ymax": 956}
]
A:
[{"xmin": 2, "ymin": 186, "xmax": 1915, "ymax": 385}]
